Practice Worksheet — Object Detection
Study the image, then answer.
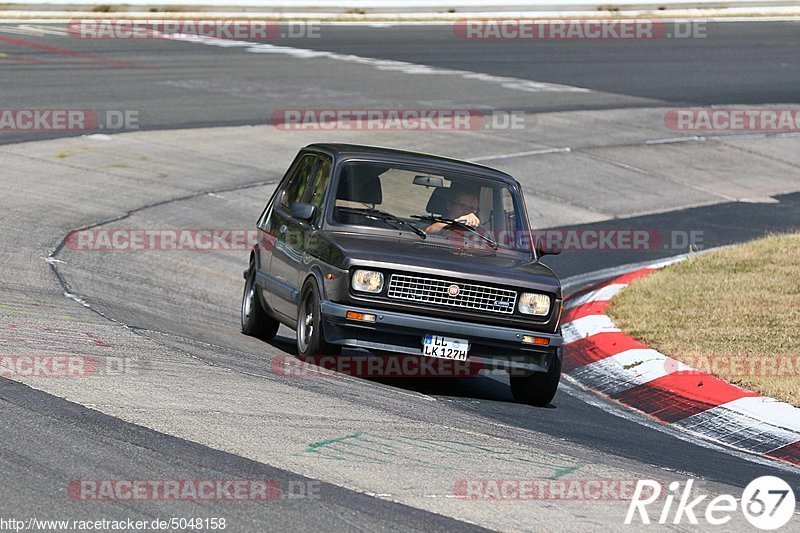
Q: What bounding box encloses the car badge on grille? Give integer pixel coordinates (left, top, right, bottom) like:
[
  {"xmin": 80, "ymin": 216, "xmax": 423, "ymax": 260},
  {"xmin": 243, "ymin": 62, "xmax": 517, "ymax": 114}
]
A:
[
  {"xmin": 447, "ymin": 284, "xmax": 461, "ymax": 297},
  {"xmin": 495, "ymin": 300, "xmax": 510, "ymax": 308}
]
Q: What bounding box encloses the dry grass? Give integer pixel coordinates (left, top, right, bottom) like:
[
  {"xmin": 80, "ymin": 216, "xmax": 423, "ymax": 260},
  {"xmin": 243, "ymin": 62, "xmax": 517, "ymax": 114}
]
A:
[{"xmin": 608, "ymin": 232, "xmax": 800, "ymax": 406}]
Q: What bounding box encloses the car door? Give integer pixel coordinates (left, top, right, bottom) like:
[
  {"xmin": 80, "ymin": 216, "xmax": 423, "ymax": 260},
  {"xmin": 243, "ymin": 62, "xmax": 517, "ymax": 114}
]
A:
[
  {"xmin": 268, "ymin": 153, "xmax": 319, "ymax": 320},
  {"xmin": 254, "ymin": 152, "xmax": 305, "ymax": 312}
]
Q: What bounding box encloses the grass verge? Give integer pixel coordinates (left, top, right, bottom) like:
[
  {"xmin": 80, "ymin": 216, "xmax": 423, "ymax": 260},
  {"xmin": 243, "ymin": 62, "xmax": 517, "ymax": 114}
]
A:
[{"xmin": 608, "ymin": 232, "xmax": 800, "ymax": 407}]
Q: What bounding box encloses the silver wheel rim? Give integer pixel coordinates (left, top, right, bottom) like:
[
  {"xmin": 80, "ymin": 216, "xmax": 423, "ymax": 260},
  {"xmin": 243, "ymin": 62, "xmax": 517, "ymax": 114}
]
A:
[
  {"xmin": 298, "ymin": 293, "xmax": 314, "ymax": 353},
  {"xmin": 241, "ymin": 270, "xmax": 254, "ymax": 327}
]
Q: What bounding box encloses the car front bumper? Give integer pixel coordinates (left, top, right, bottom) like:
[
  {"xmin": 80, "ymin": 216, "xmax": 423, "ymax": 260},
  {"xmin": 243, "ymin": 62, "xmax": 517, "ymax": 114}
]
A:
[{"xmin": 319, "ymin": 301, "xmax": 562, "ymax": 373}]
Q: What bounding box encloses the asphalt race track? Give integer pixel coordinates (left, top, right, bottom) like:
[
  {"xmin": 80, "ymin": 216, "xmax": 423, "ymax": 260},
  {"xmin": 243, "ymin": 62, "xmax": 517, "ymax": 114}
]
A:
[
  {"xmin": 1, "ymin": 20, "xmax": 799, "ymax": 531},
  {"xmin": 1, "ymin": 21, "xmax": 800, "ymax": 144}
]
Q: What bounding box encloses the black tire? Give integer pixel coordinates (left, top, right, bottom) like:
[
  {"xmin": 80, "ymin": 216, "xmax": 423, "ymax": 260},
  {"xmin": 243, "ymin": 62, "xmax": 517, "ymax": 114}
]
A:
[
  {"xmin": 241, "ymin": 262, "xmax": 280, "ymax": 340},
  {"xmin": 509, "ymin": 351, "xmax": 562, "ymax": 407},
  {"xmin": 296, "ymin": 280, "xmax": 341, "ymax": 357}
]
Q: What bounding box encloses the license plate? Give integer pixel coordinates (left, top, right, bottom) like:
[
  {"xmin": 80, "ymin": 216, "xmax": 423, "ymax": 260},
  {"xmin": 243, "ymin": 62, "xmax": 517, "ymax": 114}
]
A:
[{"xmin": 422, "ymin": 334, "xmax": 469, "ymax": 361}]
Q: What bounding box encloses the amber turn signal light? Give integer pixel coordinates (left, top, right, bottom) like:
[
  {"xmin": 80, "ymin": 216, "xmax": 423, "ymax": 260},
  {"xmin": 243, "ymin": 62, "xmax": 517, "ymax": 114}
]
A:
[
  {"xmin": 522, "ymin": 335, "xmax": 549, "ymax": 346},
  {"xmin": 346, "ymin": 311, "xmax": 377, "ymax": 323}
]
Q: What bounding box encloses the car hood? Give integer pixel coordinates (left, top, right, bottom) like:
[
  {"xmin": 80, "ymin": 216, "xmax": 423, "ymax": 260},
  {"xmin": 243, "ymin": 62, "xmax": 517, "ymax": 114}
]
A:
[{"xmin": 322, "ymin": 231, "xmax": 561, "ymax": 295}]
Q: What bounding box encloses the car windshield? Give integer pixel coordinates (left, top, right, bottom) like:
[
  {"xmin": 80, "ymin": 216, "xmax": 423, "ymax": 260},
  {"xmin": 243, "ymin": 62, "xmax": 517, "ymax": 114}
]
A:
[{"xmin": 329, "ymin": 160, "xmax": 531, "ymax": 252}]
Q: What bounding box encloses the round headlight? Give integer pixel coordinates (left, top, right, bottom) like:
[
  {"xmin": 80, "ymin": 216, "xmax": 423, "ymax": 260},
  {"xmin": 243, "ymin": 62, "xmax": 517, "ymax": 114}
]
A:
[
  {"xmin": 351, "ymin": 270, "xmax": 384, "ymax": 293},
  {"xmin": 518, "ymin": 292, "xmax": 550, "ymax": 316}
]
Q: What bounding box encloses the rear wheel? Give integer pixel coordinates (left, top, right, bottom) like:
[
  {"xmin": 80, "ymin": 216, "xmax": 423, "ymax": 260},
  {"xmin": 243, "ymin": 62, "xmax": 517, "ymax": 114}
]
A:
[
  {"xmin": 509, "ymin": 351, "xmax": 561, "ymax": 407},
  {"xmin": 241, "ymin": 262, "xmax": 280, "ymax": 340},
  {"xmin": 297, "ymin": 281, "xmax": 341, "ymax": 357}
]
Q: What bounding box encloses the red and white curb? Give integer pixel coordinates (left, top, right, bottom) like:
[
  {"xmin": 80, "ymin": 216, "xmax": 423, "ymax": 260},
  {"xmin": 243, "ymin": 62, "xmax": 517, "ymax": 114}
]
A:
[{"xmin": 561, "ymin": 258, "xmax": 800, "ymax": 467}]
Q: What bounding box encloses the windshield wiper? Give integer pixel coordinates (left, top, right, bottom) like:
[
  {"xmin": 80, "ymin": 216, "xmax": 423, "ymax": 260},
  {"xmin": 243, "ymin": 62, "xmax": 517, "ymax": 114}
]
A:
[
  {"xmin": 339, "ymin": 207, "xmax": 427, "ymax": 240},
  {"xmin": 411, "ymin": 214, "xmax": 498, "ymax": 251}
]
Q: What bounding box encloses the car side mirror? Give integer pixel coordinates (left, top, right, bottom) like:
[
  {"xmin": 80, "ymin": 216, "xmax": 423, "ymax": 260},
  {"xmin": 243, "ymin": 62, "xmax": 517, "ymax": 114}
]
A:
[
  {"xmin": 536, "ymin": 236, "xmax": 562, "ymax": 257},
  {"xmin": 291, "ymin": 202, "xmax": 316, "ymax": 221}
]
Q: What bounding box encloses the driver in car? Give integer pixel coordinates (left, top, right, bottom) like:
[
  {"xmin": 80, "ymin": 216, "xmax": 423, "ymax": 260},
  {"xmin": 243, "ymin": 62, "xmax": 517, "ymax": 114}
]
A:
[{"xmin": 425, "ymin": 187, "xmax": 480, "ymax": 233}]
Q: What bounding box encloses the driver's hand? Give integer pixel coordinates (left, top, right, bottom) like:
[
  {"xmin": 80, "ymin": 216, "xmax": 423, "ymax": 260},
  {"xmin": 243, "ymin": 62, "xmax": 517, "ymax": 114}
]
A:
[{"xmin": 455, "ymin": 213, "xmax": 480, "ymax": 228}]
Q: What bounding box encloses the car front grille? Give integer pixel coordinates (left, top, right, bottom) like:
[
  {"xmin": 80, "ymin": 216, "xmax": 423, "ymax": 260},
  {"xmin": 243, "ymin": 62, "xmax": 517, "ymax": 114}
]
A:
[{"xmin": 387, "ymin": 274, "xmax": 517, "ymax": 315}]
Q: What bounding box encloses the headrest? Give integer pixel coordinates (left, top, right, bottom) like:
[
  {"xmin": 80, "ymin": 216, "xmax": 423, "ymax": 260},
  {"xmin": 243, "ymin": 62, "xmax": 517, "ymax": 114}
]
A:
[
  {"xmin": 425, "ymin": 184, "xmax": 480, "ymax": 215},
  {"xmin": 336, "ymin": 164, "xmax": 383, "ymax": 204},
  {"xmin": 425, "ymin": 187, "xmax": 450, "ymax": 215}
]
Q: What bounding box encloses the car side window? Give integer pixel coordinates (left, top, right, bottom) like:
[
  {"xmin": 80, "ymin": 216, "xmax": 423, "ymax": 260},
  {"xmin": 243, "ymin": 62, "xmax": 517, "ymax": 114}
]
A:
[
  {"xmin": 281, "ymin": 154, "xmax": 317, "ymax": 210},
  {"xmin": 502, "ymin": 188, "xmax": 515, "ymax": 224},
  {"xmin": 307, "ymin": 158, "xmax": 332, "ymax": 213}
]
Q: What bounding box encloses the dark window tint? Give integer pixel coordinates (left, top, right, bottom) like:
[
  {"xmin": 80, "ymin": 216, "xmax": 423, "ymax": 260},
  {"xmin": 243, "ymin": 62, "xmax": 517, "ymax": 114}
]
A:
[
  {"xmin": 281, "ymin": 155, "xmax": 316, "ymax": 209},
  {"xmin": 308, "ymin": 158, "xmax": 332, "ymax": 210}
]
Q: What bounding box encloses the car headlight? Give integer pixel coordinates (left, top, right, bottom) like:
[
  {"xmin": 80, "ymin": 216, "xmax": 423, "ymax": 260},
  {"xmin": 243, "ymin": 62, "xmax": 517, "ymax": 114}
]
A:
[
  {"xmin": 518, "ymin": 292, "xmax": 550, "ymax": 316},
  {"xmin": 351, "ymin": 270, "xmax": 384, "ymax": 293}
]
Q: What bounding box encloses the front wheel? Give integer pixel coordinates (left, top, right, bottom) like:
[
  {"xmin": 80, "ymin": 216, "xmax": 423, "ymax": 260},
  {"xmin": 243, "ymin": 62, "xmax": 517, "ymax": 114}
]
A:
[
  {"xmin": 509, "ymin": 351, "xmax": 561, "ymax": 407},
  {"xmin": 296, "ymin": 281, "xmax": 341, "ymax": 357},
  {"xmin": 241, "ymin": 262, "xmax": 280, "ymax": 340}
]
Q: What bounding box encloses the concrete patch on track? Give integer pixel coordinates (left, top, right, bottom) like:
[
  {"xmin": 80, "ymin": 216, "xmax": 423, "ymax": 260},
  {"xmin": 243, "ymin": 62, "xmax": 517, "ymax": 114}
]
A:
[{"xmin": 587, "ymin": 141, "xmax": 800, "ymax": 202}]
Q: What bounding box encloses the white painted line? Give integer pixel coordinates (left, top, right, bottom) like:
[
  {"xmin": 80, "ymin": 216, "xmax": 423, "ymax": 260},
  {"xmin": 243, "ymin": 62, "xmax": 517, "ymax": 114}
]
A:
[
  {"xmin": 643, "ymin": 255, "xmax": 688, "ymax": 270},
  {"xmin": 17, "ymin": 24, "xmax": 71, "ymax": 36},
  {"xmin": 1, "ymin": 0, "xmax": 794, "ymax": 7},
  {"xmin": 561, "ymin": 314, "xmax": 619, "ymax": 344},
  {"xmin": 63, "ymin": 291, "xmax": 91, "ymax": 308},
  {"xmin": 468, "ymin": 147, "xmax": 571, "ymax": 162},
  {"xmin": 0, "ymin": 25, "xmax": 43, "ymax": 36},
  {"xmin": 561, "ymin": 251, "xmax": 701, "ymax": 293},
  {"xmin": 564, "ymin": 283, "xmax": 626, "ymax": 309},
  {"xmin": 646, "ymin": 136, "xmax": 704, "ymax": 145},
  {"xmin": 163, "ymin": 33, "xmax": 592, "ymax": 94}
]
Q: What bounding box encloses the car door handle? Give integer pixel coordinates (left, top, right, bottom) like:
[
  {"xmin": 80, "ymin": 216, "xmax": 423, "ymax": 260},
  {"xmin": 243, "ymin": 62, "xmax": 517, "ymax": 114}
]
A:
[{"xmin": 279, "ymin": 225, "xmax": 287, "ymax": 234}]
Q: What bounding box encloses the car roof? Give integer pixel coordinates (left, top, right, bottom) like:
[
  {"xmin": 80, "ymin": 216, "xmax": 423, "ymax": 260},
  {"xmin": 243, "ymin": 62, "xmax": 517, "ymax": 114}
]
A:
[{"xmin": 304, "ymin": 143, "xmax": 517, "ymax": 185}]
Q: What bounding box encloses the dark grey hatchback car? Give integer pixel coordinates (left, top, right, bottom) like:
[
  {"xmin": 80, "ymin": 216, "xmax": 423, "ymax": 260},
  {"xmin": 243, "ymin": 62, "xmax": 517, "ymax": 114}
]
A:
[{"xmin": 241, "ymin": 143, "xmax": 564, "ymax": 406}]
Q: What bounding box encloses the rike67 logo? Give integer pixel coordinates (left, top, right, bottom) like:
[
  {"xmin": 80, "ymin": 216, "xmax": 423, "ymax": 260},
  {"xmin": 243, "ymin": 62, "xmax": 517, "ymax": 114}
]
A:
[{"xmin": 627, "ymin": 477, "xmax": 795, "ymax": 530}]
